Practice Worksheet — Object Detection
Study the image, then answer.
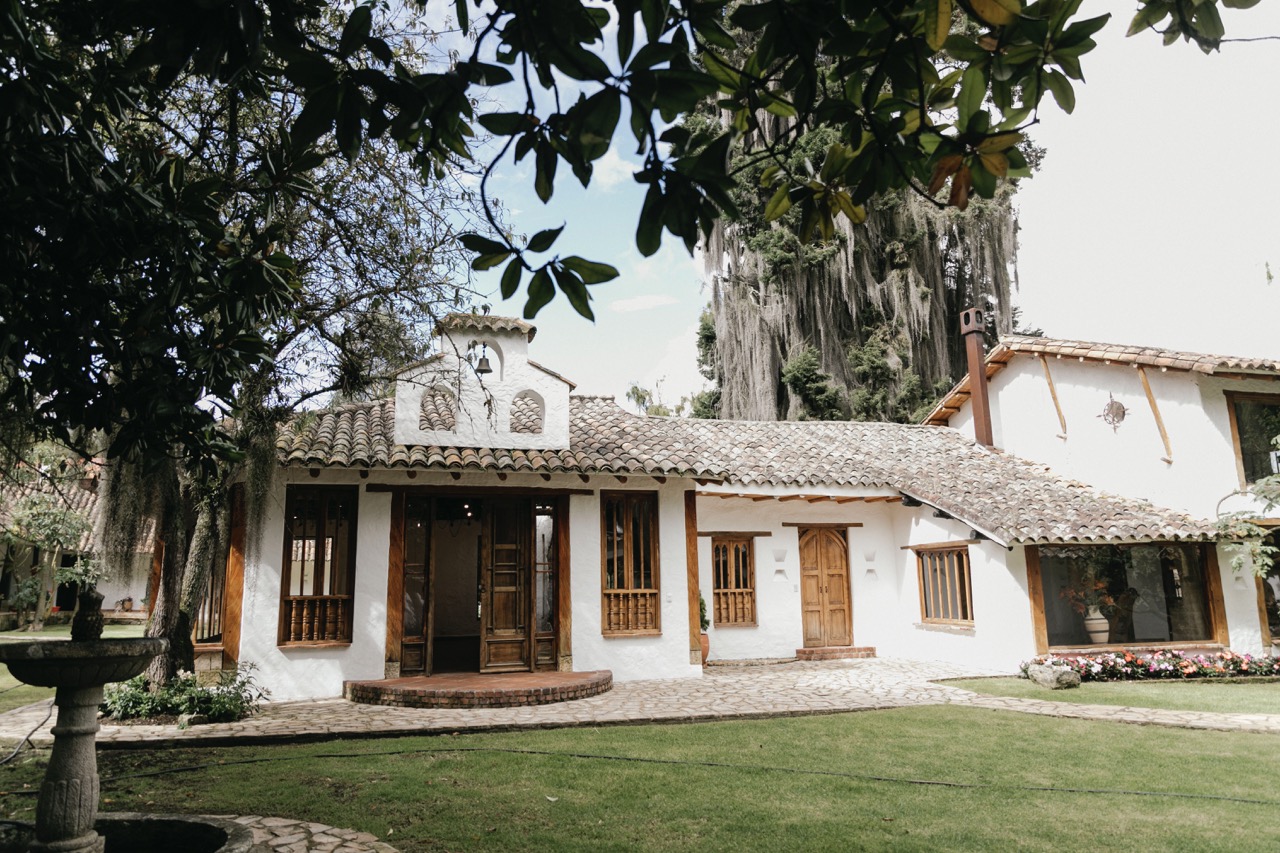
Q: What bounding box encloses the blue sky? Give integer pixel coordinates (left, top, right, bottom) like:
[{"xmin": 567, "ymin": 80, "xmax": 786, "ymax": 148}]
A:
[{"xmin": 462, "ymin": 2, "xmax": 1280, "ymax": 411}]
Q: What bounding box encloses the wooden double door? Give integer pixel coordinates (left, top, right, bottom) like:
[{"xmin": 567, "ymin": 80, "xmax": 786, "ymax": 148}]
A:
[
  {"xmin": 398, "ymin": 495, "xmax": 559, "ymax": 676},
  {"xmin": 798, "ymin": 527, "xmax": 852, "ymax": 648}
]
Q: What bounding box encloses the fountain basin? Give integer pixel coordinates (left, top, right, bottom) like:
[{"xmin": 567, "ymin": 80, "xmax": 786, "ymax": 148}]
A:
[
  {"xmin": 0, "ymin": 814, "xmax": 257, "ymax": 853},
  {"xmin": 0, "ymin": 639, "xmax": 166, "ymax": 688}
]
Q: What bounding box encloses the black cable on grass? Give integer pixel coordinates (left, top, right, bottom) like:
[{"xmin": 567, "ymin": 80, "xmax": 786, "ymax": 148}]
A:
[
  {"xmin": 0, "ymin": 700, "xmax": 53, "ymax": 767},
  {"xmin": 5, "ymin": 745, "xmax": 1277, "ymax": 808}
]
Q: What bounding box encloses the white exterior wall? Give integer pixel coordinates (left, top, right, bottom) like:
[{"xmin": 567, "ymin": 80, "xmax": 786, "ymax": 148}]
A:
[
  {"xmin": 569, "ymin": 480, "xmax": 702, "ymax": 682},
  {"xmin": 238, "ymin": 469, "xmax": 699, "ymax": 699},
  {"xmin": 696, "ymin": 491, "xmax": 1034, "ymax": 673},
  {"xmin": 239, "ymin": 467, "xmax": 391, "ymax": 701},
  {"xmin": 947, "ymin": 357, "xmax": 1278, "ymax": 655},
  {"xmin": 949, "ymin": 357, "xmax": 1278, "ymax": 519}
]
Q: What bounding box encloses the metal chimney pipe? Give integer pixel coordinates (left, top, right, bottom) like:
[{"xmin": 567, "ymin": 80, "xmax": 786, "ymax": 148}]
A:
[{"xmin": 961, "ymin": 307, "xmax": 994, "ymax": 447}]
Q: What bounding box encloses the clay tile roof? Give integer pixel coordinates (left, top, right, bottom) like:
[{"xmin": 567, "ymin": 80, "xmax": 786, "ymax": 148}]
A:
[
  {"xmin": 278, "ymin": 396, "xmax": 1216, "ymax": 545},
  {"xmin": 0, "ymin": 466, "xmax": 156, "ymax": 553},
  {"xmin": 436, "ymin": 313, "xmax": 536, "ymax": 342},
  {"xmin": 923, "ymin": 334, "xmax": 1280, "ymax": 426}
]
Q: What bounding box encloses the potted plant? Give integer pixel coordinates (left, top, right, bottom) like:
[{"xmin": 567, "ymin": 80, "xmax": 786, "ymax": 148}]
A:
[
  {"xmin": 699, "ymin": 595, "xmax": 710, "ymax": 665},
  {"xmin": 1061, "ymin": 562, "xmax": 1116, "ymax": 644}
]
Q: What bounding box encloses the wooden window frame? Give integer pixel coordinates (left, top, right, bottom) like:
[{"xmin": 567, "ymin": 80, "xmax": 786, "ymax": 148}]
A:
[
  {"xmin": 1224, "ymin": 391, "xmax": 1280, "ymax": 488},
  {"xmin": 913, "ymin": 544, "xmax": 974, "ymax": 627},
  {"xmin": 600, "ymin": 491, "xmax": 661, "ymax": 636},
  {"xmin": 278, "ymin": 484, "xmax": 359, "ymax": 646},
  {"xmin": 711, "ymin": 537, "xmax": 757, "ymax": 627}
]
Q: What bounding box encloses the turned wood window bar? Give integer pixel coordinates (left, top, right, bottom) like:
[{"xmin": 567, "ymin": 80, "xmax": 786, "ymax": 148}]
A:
[
  {"xmin": 601, "ymin": 491, "xmax": 660, "ymax": 634},
  {"xmin": 914, "ymin": 545, "xmax": 974, "ymax": 626},
  {"xmin": 279, "ymin": 485, "xmax": 358, "ymax": 645},
  {"xmin": 711, "ymin": 537, "xmax": 756, "ymax": 626}
]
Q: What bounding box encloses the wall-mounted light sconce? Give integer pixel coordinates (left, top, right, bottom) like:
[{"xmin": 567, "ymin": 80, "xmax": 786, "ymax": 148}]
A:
[
  {"xmin": 864, "ymin": 567, "xmax": 878, "ymax": 581},
  {"xmin": 863, "ymin": 549, "xmax": 876, "ymax": 562},
  {"xmin": 773, "ymin": 568, "xmax": 788, "ymax": 582},
  {"xmin": 772, "ymin": 548, "xmax": 787, "ymax": 563}
]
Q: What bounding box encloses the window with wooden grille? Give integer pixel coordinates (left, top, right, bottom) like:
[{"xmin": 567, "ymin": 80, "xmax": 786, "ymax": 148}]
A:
[
  {"xmin": 279, "ymin": 485, "xmax": 358, "ymax": 645},
  {"xmin": 915, "ymin": 546, "xmax": 973, "ymax": 625},
  {"xmin": 601, "ymin": 491, "xmax": 660, "ymax": 634},
  {"xmin": 712, "ymin": 538, "xmax": 756, "ymax": 626}
]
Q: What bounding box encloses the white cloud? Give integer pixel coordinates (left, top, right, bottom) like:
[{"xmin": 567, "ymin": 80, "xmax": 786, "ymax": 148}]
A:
[
  {"xmin": 591, "ymin": 145, "xmax": 636, "ymax": 191},
  {"xmin": 609, "ymin": 294, "xmax": 679, "ymax": 313}
]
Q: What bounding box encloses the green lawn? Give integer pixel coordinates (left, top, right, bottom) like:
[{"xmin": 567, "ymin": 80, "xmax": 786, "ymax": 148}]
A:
[
  {"xmin": 0, "ymin": 623, "xmax": 145, "ymax": 642},
  {"xmin": 0, "ymin": 671, "xmax": 52, "ymax": 715},
  {"xmin": 3, "ymin": 706, "xmax": 1279, "ymax": 852},
  {"xmin": 946, "ymin": 677, "xmax": 1280, "ymax": 715}
]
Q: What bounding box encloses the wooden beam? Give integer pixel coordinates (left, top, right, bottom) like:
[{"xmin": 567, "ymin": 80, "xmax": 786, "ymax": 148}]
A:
[
  {"xmin": 834, "ymin": 497, "xmax": 865, "ymax": 504},
  {"xmin": 1256, "ymin": 576, "xmax": 1273, "ymax": 651},
  {"xmin": 901, "ymin": 539, "xmax": 981, "ymax": 551},
  {"xmin": 364, "ymin": 484, "xmax": 593, "ymax": 496},
  {"xmin": 496, "ymin": 472, "xmax": 507, "ymax": 481},
  {"xmin": 780, "ymin": 521, "xmax": 863, "ymax": 528},
  {"xmin": 697, "ymin": 530, "xmax": 773, "ymax": 538},
  {"xmin": 1137, "ymin": 366, "xmax": 1173, "ymax": 463},
  {"xmin": 684, "ymin": 490, "xmax": 702, "ymax": 666},
  {"xmin": 1038, "ymin": 354, "xmax": 1068, "ymax": 438}
]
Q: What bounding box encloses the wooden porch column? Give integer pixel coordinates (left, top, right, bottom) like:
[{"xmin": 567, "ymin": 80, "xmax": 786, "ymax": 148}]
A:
[
  {"xmin": 221, "ymin": 485, "xmax": 246, "ymax": 666},
  {"xmin": 384, "ymin": 490, "xmax": 405, "ymax": 679},
  {"xmin": 684, "ymin": 490, "xmax": 701, "ymax": 665},
  {"xmin": 556, "ymin": 494, "xmax": 573, "ymax": 671}
]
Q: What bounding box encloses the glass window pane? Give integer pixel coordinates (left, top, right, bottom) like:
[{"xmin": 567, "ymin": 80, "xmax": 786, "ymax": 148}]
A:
[
  {"xmin": 1038, "ymin": 544, "xmax": 1213, "ymax": 646},
  {"xmin": 1233, "ymin": 397, "xmax": 1280, "ymax": 484}
]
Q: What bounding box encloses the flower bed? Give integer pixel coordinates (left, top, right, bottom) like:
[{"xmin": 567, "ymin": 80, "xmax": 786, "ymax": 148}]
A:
[{"xmin": 1020, "ymin": 650, "xmax": 1280, "ymax": 682}]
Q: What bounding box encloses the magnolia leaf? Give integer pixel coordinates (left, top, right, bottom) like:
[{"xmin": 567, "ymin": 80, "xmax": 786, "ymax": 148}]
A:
[
  {"xmin": 561, "ymin": 256, "xmax": 620, "ymax": 284},
  {"xmin": 927, "ymin": 154, "xmax": 964, "ymax": 196},
  {"xmin": 925, "ymin": 0, "xmax": 953, "ymax": 52},
  {"xmin": 966, "ymin": 0, "xmax": 1020, "ymax": 27},
  {"xmin": 763, "ymin": 183, "xmax": 793, "ymax": 221},
  {"xmin": 526, "ymin": 225, "xmax": 563, "ymax": 253},
  {"xmin": 500, "ymin": 258, "xmax": 522, "ymax": 299},
  {"xmin": 978, "ymin": 150, "xmax": 1009, "ymax": 178},
  {"xmin": 976, "ymin": 131, "xmax": 1023, "ymax": 152},
  {"xmin": 1044, "ymin": 69, "xmax": 1076, "ymax": 113}
]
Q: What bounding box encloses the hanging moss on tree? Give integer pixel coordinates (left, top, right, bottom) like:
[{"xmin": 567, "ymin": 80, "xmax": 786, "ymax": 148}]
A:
[{"xmin": 698, "ymin": 114, "xmax": 1033, "ymax": 423}]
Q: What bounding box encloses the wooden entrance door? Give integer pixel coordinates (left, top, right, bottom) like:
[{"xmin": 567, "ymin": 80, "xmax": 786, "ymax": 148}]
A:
[
  {"xmin": 799, "ymin": 527, "xmax": 852, "ymax": 647},
  {"xmin": 480, "ymin": 500, "xmax": 531, "ymax": 672}
]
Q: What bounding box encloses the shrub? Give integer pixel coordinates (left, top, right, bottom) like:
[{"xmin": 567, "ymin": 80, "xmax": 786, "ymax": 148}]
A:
[
  {"xmin": 1020, "ymin": 650, "xmax": 1280, "ymax": 683},
  {"xmin": 102, "ymin": 665, "xmax": 268, "ymax": 724}
]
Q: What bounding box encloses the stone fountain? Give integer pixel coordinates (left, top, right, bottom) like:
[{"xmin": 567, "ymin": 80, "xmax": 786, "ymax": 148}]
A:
[{"xmin": 0, "ymin": 589, "xmax": 253, "ymax": 852}]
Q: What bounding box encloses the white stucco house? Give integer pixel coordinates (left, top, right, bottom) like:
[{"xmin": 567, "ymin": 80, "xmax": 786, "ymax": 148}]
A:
[{"xmin": 197, "ymin": 311, "xmax": 1278, "ymax": 701}]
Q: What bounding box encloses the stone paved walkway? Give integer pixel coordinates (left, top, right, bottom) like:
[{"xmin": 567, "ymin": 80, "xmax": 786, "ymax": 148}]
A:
[
  {"xmin": 6, "ymin": 658, "xmax": 1280, "ymax": 851},
  {"xmin": 5, "ymin": 658, "xmax": 1279, "ymax": 749}
]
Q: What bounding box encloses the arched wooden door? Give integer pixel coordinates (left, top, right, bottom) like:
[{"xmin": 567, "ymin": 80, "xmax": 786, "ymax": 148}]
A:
[{"xmin": 798, "ymin": 528, "xmax": 852, "ymax": 648}]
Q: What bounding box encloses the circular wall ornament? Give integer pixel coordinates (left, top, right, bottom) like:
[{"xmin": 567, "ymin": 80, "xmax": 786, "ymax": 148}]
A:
[{"xmin": 1100, "ymin": 394, "xmax": 1127, "ymax": 430}]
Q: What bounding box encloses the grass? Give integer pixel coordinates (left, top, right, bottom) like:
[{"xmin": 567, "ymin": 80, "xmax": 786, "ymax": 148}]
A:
[
  {"xmin": 0, "ymin": 623, "xmax": 145, "ymax": 713},
  {"xmin": 946, "ymin": 677, "xmax": 1280, "ymax": 715},
  {"xmin": 0, "ymin": 623, "xmax": 146, "ymax": 641},
  {"xmin": 3, "ymin": 705, "xmax": 1279, "ymax": 852}
]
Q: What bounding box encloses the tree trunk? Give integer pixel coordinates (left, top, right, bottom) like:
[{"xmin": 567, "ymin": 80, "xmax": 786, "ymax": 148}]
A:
[
  {"xmin": 144, "ymin": 468, "xmax": 188, "ymax": 686},
  {"xmin": 173, "ymin": 486, "xmax": 231, "ymax": 673}
]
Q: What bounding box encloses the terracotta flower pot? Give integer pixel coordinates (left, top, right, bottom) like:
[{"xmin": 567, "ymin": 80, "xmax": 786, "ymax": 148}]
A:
[
  {"xmin": 1082, "ymin": 606, "xmax": 1109, "ymax": 644},
  {"xmin": 699, "ymin": 632, "xmax": 710, "ymax": 665}
]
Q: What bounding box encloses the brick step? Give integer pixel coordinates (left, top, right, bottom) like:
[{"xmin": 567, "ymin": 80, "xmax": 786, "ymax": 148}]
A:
[
  {"xmin": 795, "ymin": 646, "xmax": 877, "ymax": 661},
  {"xmin": 344, "ymin": 669, "xmax": 612, "ymax": 709}
]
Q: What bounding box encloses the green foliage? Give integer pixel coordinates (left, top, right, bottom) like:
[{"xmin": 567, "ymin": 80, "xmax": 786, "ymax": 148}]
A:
[
  {"xmin": 1, "ymin": 0, "xmax": 1261, "ymax": 474},
  {"xmin": 102, "ymin": 665, "xmax": 268, "ymax": 725},
  {"xmin": 781, "ymin": 349, "xmax": 845, "ymax": 421},
  {"xmin": 699, "ymin": 595, "xmax": 710, "ymax": 631},
  {"xmin": 6, "ymin": 493, "xmax": 90, "ymax": 553},
  {"xmin": 7, "ymin": 575, "xmax": 41, "ymax": 612},
  {"xmin": 690, "ymin": 389, "xmax": 721, "ymax": 420}
]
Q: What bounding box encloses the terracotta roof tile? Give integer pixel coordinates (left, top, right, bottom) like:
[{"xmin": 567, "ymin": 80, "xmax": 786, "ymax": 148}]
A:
[{"xmin": 279, "ymin": 396, "xmax": 1216, "ymax": 545}]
